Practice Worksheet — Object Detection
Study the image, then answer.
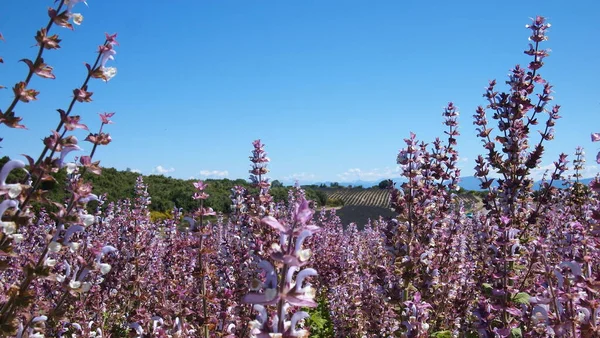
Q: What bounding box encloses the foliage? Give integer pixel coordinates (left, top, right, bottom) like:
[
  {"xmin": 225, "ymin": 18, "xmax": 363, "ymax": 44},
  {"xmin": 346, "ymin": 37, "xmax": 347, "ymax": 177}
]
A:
[
  {"xmin": 326, "ymin": 197, "xmax": 344, "ymax": 207},
  {"xmin": 149, "ymin": 209, "xmax": 172, "ymax": 222},
  {"xmin": 0, "ymin": 5, "xmax": 598, "ymax": 338},
  {"xmin": 378, "ymin": 179, "xmax": 393, "ymax": 189},
  {"xmin": 305, "ymin": 296, "xmax": 335, "ymax": 337}
]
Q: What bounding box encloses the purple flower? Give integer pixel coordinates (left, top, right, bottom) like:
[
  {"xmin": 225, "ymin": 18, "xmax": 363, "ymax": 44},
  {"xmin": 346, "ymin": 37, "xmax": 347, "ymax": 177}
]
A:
[{"xmin": 193, "ymin": 180, "xmax": 208, "ymax": 191}]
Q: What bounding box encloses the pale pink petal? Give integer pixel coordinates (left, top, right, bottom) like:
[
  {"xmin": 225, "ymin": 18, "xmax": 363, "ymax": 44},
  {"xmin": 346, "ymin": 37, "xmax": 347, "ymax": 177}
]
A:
[{"xmin": 261, "ymin": 216, "xmax": 288, "ymax": 233}]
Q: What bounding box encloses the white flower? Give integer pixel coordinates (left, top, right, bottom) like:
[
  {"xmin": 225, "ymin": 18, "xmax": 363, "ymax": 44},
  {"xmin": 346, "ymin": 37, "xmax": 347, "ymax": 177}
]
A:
[
  {"xmin": 72, "ymin": 13, "xmax": 84, "ymax": 25},
  {"xmin": 8, "ymin": 184, "xmax": 21, "ymax": 198},
  {"xmin": 102, "ymin": 67, "xmax": 117, "ymax": 82},
  {"xmin": 65, "ymin": 0, "xmax": 88, "ymax": 12},
  {"xmin": 49, "ymin": 241, "xmax": 62, "ymax": 253},
  {"xmin": 99, "ymin": 263, "xmax": 111, "ymax": 275},
  {"xmin": 65, "ymin": 162, "xmax": 78, "ymax": 174},
  {"xmin": 69, "ymin": 280, "xmax": 82, "ymax": 289},
  {"xmin": 69, "ymin": 241, "xmax": 81, "ymax": 253},
  {"xmin": 1, "ymin": 221, "xmax": 16, "ymax": 235},
  {"xmin": 82, "ymin": 214, "xmax": 95, "ymax": 226},
  {"xmin": 11, "ymin": 233, "xmax": 24, "ymax": 244},
  {"xmin": 297, "ymin": 248, "xmax": 312, "ymax": 262},
  {"xmin": 44, "ymin": 258, "xmax": 57, "ymax": 267}
]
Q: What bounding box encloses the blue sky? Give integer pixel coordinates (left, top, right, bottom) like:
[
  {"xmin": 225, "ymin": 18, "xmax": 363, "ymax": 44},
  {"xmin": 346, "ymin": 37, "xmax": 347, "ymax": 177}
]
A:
[{"xmin": 1, "ymin": 0, "xmax": 599, "ymax": 184}]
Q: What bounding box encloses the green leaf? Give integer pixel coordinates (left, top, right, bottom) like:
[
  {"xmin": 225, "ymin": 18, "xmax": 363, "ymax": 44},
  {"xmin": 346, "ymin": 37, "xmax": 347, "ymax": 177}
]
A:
[
  {"xmin": 511, "ymin": 327, "xmax": 523, "ymax": 338},
  {"xmin": 466, "ymin": 331, "xmax": 480, "ymax": 338},
  {"xmin": 513, "ymin": 292, "xmax": 530, "ymax": 305},
  {"xmin": 482, "ymin": 283, "xmax": 493, "ymax": 295},
  {"xmin": 432, "ymin": 330, "xmax": 453, "ymax": 338},
  {"xmin": 305, "ymin": 296, "xmax": 334, "ymax": 337}
]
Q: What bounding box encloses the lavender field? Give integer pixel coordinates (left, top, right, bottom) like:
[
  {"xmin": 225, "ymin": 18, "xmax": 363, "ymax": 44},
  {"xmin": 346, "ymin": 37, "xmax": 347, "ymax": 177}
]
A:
[{"xmin": 0, "ymin": 1, "xmax": 599, "ymax": 337}]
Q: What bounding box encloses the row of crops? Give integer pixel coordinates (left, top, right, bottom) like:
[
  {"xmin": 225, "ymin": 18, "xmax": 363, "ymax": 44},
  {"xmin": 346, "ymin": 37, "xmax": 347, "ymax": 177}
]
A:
[
  {"xmin": 326, "ymin": 189, "xmax": 391, "ymax": 208},
  {"xmin": 324, "ymin": 188, "xmax": 482, "ymax": 210}
]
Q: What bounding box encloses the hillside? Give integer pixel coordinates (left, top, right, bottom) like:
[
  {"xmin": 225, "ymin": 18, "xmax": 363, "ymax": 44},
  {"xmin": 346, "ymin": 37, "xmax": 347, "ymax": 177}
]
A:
[
  {"xmin": 327, "ymin": 188, "xmax": 391, "ymax": 208},
  {"xmin": 0, "ymin": 156, "xmax": 481, "ymax": 216},
  {"xmin": 320, "ymin": 187, "xmax": 482, "ymax": 210}
]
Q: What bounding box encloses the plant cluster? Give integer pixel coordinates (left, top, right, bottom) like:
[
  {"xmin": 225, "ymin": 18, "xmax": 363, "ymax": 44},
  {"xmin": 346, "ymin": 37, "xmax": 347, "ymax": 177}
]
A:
[{"xmin": 0, "ymin": 4, "xmax": 598, "ymax": 338}]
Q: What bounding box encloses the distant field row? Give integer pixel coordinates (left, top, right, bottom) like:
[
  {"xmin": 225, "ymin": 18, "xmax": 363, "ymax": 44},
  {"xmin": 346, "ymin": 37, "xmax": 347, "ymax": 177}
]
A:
[
  {"xmin": 324, "ymin": 188, "xmax": 482, "ymax": 210},
  {"xmin": 326, "ymin": 189, "xmax": 391, "ymax": 208}
]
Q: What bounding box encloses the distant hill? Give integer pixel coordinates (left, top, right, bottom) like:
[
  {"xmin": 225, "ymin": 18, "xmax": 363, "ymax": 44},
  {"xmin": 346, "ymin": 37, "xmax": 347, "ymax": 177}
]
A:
[
  {"xmin": 282, "ymin": 176, "xmax": 593, "ymax": 191},
  {"xmin": 457, "ymin": 176, "xmax": 595, "ymax": 191},
  {"xmin": 532, "ymin": 177, "xmax": 594, "ymax": 190},
  {"xmin": 285, "ymin": 175, "xmax": 597, "ymax": 191}
]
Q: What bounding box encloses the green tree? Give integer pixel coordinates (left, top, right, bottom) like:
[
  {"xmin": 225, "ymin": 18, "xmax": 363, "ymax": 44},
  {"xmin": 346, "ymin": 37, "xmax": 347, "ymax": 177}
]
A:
[{"xmin": 378, "ymin": 179, "xmax": 392, "ymax": 189}]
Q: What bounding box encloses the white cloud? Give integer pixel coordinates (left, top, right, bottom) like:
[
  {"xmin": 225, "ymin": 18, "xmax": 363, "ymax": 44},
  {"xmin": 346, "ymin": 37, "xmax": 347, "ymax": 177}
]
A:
[
  {"xmin": 578, "ymin": 165, "xmax": 599, "ymax": 179},
  {"xmin": 198, "ymin": 170, "xmax": 229, "ymax": 178},
  {"xmin": 337, "ymin": 167, "xmax": 398, "ymax": 182},
  {"xmin": 284, "ymin": 172, "xmax": 316, "ymax": 181},
  {"xmin": 153, "ymin": 165, "xmax": 175, "ymax": 175},
  {"xmin": 528, "ymin": 163, "xmax": 600, "ymax": 182},
  {"xmin": 528, "ymin": 163, "xmax": 557, "ymax": 182}
]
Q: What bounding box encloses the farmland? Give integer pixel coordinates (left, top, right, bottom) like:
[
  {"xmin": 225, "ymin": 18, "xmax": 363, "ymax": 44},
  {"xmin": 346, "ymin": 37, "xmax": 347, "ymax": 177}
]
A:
[
  {"xmin": 325, "ymin": 188, "xmax": 391, "ymax": 208},
  {"xmin": 321, "ymin": 187, "xmax": 482, "ymax": 210},
  {"xmin": 1, "ymin": 4, "xmax": 598, "ymax": 337}
]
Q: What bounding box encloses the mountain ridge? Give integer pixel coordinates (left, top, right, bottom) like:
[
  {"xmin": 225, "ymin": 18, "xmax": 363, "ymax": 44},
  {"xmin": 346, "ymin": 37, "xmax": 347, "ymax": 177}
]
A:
[{"xmin": 283, "ymin": 176, "xmax": 596, "ymax": 191}]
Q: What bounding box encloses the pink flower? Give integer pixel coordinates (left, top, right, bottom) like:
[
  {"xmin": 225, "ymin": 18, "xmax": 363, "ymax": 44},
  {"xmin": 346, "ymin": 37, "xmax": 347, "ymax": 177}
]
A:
[
  {"xmin": 62, "ymin": 114, "xmax": 89, "ymax": 131},
  {"xmin": 591, "ymin": 133, "xmax": 600, "ymax": 142},
  {"xmin": 99, "ymin": 112, "xmax": 115, "ymax": 124},
  {"xmin": 105, "ymin": 33, "xmax": 119, "ymax": 46},
  {"xmin": 193, "ymin": 180, "xmax": 208, "ymax": 191}
]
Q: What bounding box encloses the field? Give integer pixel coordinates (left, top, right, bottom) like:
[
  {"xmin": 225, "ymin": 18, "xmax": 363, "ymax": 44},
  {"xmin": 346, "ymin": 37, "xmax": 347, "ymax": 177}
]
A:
[
  {"xmin": 0, "ymin": 6, "xmax": 598, "ymax": 338},
  {"xmin": 322, "ymin": 187, "xmax": 482, "ymax": 209},
  {"xmin": 316, "ymin": 188, "xmax": 483, "ymax": 228}
]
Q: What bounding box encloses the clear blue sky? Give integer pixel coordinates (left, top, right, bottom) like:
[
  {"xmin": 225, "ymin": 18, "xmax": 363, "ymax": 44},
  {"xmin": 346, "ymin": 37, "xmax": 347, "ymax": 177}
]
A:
[{"xmin": 1, "ymin": 0, "xmax": 599, "ymax": 184}]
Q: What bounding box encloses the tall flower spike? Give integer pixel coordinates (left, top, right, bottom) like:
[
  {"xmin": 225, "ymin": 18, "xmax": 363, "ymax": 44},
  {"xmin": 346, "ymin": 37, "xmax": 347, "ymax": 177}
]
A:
[{"xmin": 243, "ymin": 193, "xmax": 320, "ymax": 336}]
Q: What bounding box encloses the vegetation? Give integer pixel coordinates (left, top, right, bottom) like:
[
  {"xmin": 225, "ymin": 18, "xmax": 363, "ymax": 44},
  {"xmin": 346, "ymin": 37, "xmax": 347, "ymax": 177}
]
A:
[
  {"xmin": 0, "ymin": 156, "xmax": 331, "ymax": 214},
  {"xmin": 0, "ymin": 6, "xmax": 598, "ymax": 338}
]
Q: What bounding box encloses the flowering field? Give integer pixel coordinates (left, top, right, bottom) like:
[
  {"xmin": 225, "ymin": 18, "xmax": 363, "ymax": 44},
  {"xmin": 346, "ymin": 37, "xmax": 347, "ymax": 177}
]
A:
[{"xmin": 0, "ymin": 1, "xmax": 599, "ymax": 337}]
